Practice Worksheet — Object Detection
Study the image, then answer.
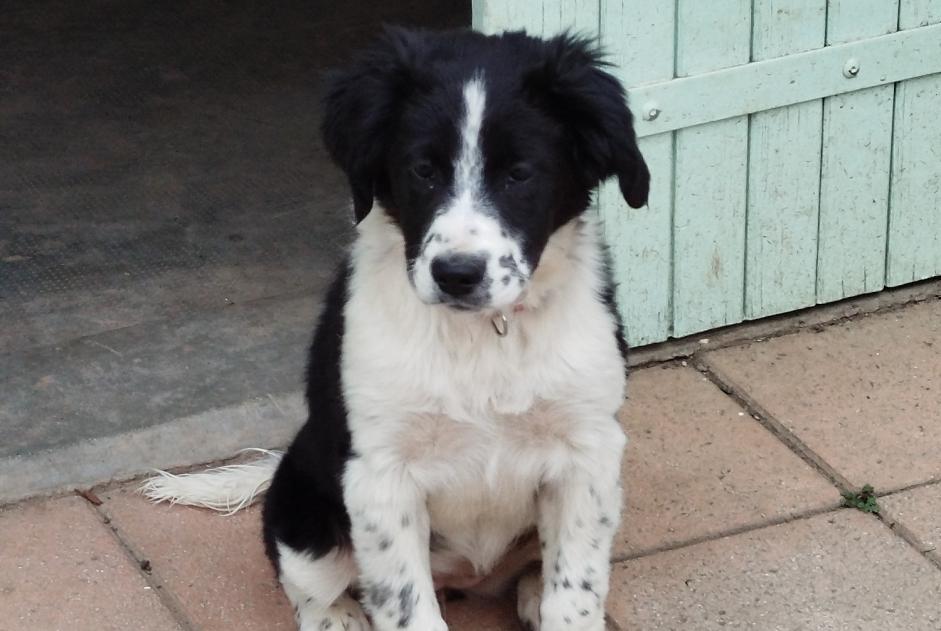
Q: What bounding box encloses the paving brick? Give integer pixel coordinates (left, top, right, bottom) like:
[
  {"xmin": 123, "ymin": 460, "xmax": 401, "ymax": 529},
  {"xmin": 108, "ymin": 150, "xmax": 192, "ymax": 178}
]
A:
[
  {"xmin": 608, "ymin": 509, "xmax": 941, "ymax": 630},
  {"xmin": 99, "ymin": 488, "xmax": 294, "ymax": 631},
  {"xmin": 881, "ymin": 482, "xmax": 941, "ymax": 564},
  {"xmin": 615, "ymin": 365, "xmax": 838, "ymax": 557},
  {"xmin": 704, "ymin": 299, "xmax": 941, "ymax": 491},
  {"xmin": 0, "ymin": 496, "xmax": 181, "ymax": 631}
]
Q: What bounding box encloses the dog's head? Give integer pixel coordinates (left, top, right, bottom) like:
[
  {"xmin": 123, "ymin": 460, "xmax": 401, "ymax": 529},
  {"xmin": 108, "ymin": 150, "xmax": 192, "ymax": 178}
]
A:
[{"xmin": 323, "ymin": 28, "xmax": 648, "ymax": 312}]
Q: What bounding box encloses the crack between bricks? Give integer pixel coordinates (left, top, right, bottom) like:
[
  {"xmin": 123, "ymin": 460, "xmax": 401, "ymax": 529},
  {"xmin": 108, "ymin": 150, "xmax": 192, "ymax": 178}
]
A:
[
  {"xmin": 691, "ymin": 355, "xmax": 941, "ymax": 574},
  {"xmin": 77, "ymin": 497, "xmax": 202, "ymax": 631},
  {"xmin": 877, "ymin": 509, "xmax": 941, "ymax": 572},
  {"xmin": 876, "ymin": 476, "xmax": 941, "ymax": 498},
  {"xmin": 610, "ymin": 501, "xmax": 841, "ymax": 565},
  {"xmin": 692, "ymin": 354, "xmax": 855, "ymax": 491}
]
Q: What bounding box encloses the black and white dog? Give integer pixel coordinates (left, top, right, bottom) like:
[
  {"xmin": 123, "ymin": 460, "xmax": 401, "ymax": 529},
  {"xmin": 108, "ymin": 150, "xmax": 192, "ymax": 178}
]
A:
[{"xmin": 145, "ymin": 27, "xmax": 648, "ymax": 631}]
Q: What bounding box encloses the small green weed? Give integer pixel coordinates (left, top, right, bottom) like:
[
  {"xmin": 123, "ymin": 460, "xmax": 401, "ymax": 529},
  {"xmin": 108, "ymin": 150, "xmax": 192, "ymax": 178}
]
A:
[{"xmin": 841, "ymin": 484, "xmax": 880, "ymax": 514}]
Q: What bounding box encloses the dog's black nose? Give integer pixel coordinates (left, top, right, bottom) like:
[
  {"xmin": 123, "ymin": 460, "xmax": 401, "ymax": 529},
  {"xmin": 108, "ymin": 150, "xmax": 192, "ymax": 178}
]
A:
[{"xmin": 431, "ymin": 254, "xmax": 486, "ymax": 297}]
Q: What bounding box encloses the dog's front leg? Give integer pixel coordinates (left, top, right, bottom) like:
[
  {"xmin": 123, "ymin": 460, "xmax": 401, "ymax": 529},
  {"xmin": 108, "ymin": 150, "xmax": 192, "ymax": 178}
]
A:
[
  {"xmin": 344, "ymin": 456, "xmax": 447, "ymax": 631},
  {"xmin": 536, "ymin": 423, "xmax": 626, "ymax": 631}
]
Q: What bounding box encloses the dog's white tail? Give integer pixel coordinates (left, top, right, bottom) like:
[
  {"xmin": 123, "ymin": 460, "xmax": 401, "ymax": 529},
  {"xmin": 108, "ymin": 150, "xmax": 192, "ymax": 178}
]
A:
[{"xmin": 139, "ymin": 448, "xmax": 283, "ymax": 515}]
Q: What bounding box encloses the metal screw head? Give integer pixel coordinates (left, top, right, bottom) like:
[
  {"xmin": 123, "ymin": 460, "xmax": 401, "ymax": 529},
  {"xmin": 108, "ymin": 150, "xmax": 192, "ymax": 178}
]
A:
[
  {"xmin": 843, "ymin": 58, "xmax": 860, "ymax": 78},
  {"xmin": 643, "ymin": 102, "xmax": 661, "ymax": 121}
]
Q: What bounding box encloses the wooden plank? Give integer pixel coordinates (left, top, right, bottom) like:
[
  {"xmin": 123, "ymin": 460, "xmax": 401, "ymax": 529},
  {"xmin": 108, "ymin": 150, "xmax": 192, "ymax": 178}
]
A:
[
  {"xmin": 627, "ymin": 23, "xmax": 941, "ymax": 137},
  {"xmin": 752, "ymin": 0, "xmax": 827, "ymax": 58},
  {"xmin": 473, "ymin": 1, "xmax": 537, "ymax": 34},
  {"xmin": 815, "ymin": 0, "xmax": 898, "ymax": 303},
  {"xmin": 539, "ymin": 0, "xmax": 601, "ymax": 35},
  {"xmin": 671, "ymin": 0, "xmax": 750, "ymax": 337},
  {"xmin": 598, "ymin": 136, "xmax": 673, "ymax": 345},
  {"xmin": 744, "ymin": 0, "xmax": 827, "ymax": 319},
  {"xmin": 598, "ymin": 0, "xmax": 675, "ymax": 345},
  {"xmin": 887, "ymin": 0, "xmax": 941, "ymax": 285},
  {"xmin": 674, "ymin": 0, "xmax": 751, "ymax": 78},
  {"xmin": 599, "ymin": 0, "xmax": 674, "ymax": 85},
  {"xmin": 827, "ymin": 0, "xmax": 898, "ymax": 43},
  {"xmin": 900, "ymin": 0, "xmax": 941, "ymax": 28},
  {"xmin": 473, "ymin": 0, "xmax": 598, "ymax": 36},
  {"xmin": 887, "ymin": 75, "xmax": 941, "ymax": 285},
  {"xmin": 816, "ymin": 86, "xmax": 895, "ymax": 301}
]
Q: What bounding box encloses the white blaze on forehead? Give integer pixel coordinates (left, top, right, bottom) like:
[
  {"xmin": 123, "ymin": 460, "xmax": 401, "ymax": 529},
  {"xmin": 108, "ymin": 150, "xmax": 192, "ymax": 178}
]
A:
[
  {"xmin": 409, "ymin": 74, "xmax": 531, "ymax": 310},
  {"xmin": 455, "ymin": 75, "xmax": 487, "ymax": 198}
]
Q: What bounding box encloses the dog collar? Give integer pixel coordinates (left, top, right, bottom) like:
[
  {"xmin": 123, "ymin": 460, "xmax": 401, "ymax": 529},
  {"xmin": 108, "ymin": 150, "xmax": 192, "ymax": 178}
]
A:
[
  {"xmin": 490, "ymin": 304, "xmax": 525, "ymax": 337},
  {"xmin": 491, "ymin": 313, "xmax": 509, "ymax": 337}
]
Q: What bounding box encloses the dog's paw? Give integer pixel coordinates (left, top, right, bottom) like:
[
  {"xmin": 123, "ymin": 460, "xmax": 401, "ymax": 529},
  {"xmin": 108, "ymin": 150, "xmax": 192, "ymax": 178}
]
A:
[
  {"xmin": 538, "ymin": 590, "xmax": 605, "ymax": 631},
  {"xmin": 299, "ymin": 592, "xmax": 371, "ymax": 631},
  {"xmin": 516, "ymin": 570, "xmax": 542, "ymax": 631}
]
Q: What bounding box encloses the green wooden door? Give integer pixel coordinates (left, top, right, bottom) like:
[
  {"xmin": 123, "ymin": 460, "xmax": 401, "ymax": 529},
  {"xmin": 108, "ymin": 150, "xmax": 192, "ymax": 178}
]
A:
[{"xmin": 474, "ymin": 0, "xmax": 941, "ymax": 346}]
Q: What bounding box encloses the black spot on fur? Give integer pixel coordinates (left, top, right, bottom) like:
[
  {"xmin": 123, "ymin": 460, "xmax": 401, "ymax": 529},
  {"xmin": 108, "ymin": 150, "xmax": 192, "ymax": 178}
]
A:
[
  {"xmin": 597, "ymin": 243, "xmax": 629, "ymax": 366},
  {"xmin": 367, "ymin": 583, "xmax": 394, "ymax": 609},
  {"xmin": 499, "ymin": 255, "xmax": 519, "ymax": 273},
  {"xmin": 397, "ymin": 583, "xmax": 415, "ymax": 628}
]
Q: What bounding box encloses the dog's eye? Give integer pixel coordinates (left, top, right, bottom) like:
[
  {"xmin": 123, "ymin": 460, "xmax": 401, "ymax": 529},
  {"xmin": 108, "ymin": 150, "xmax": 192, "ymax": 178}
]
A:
[
  {"xmin": 411, "ymin": 161, "xmax": 435, "ymax": 181},
  {"xmin": 507, "ymin": 164, "xmax": 533, "ymax": 184}
]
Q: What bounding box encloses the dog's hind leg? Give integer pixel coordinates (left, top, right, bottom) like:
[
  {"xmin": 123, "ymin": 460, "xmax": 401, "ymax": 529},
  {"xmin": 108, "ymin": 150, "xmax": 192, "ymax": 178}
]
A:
[{"xmin": 277, "ymin": 543, "xmax": 371, "ymax": 631}]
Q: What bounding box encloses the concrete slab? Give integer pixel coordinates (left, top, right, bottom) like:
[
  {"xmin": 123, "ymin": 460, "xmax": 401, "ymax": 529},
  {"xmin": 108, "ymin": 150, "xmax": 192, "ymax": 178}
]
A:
[
  {"xmin": 608, "ymin": 509, "xmax": 941, "ymax": 630},
  {"xmin": 0, "ymin": 390, "xmax": 304, "ymax": 506},
  {"xmin": 0, "ymin": 294, "xmax": 315, "ymax": 460},
  {"xmin": 881, "ymin": 482, "xmax": 941, "ymax": 564},
  {"xmin": 703, "ymin": 299, "xmax": 941, "ymax": 491},
  {"xmin": 0, "ymin": 496, "xmax": 182, "ymax": 631},
  {"xmin": 616, "ymin": 365, "xmax": 838, "ymax": 558},
  {"xmin": 0, "ymin": 294, "xmax": 311, "ymax": 503},
  {"xmin": 99, "ymin": 489, "xmax": 294, "ymax": 631}
]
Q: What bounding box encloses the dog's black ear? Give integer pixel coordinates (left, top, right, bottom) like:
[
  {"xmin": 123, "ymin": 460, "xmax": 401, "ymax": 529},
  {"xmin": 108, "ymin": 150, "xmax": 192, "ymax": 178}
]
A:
[
  {"xmin": 525, "ymin": 33, "xmax": 649, "ymax": 209},
  {"xmin": 321, "ymin": 27, "xmax": 428, "ymax": 222}
]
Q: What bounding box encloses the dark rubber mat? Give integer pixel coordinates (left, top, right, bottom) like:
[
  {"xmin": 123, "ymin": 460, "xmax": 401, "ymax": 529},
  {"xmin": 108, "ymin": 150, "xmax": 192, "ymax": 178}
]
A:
[{"xmin": 0, "ymin": 0, "xmax": 469, "ymax": 499}]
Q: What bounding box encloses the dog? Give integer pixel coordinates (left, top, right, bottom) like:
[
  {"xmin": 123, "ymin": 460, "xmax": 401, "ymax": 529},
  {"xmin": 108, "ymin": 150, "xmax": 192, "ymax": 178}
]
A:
[{"xmin": 143, "ymin": 26, "xmax": 649, "ymax": 631}]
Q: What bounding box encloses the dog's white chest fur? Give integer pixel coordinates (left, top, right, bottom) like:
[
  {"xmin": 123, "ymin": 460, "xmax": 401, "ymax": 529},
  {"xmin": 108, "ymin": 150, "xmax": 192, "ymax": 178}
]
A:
[{"xmin": 342, "ymin": 210, "xmax": 627, "ymax": 576}]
